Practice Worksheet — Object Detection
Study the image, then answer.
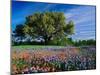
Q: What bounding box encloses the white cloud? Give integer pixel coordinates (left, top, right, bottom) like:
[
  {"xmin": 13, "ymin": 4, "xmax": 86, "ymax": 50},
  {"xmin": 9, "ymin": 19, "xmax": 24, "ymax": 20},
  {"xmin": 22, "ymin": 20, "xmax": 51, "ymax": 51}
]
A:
[
  {"xmin": 64, "ymin": 6, "xmax": 96, "ymax": 40},
  {"xmin": 64, "ymin": 6, "xmax": 95, "ymax": 25}
]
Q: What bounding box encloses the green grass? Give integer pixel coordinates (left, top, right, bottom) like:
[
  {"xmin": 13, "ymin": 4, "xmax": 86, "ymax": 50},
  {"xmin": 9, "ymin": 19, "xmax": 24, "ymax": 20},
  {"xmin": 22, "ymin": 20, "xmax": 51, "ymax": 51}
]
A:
[{"xmin": 12, "ymin": 45, "xmax": 66, "ymax": 50}]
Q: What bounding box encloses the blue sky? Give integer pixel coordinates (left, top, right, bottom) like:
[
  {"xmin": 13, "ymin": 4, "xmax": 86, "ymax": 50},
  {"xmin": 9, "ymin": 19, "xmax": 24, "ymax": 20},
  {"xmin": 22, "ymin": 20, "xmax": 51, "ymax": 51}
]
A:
[{"xmin": 12, "ymin": 1, "xmax": 96, "ymax": 41}]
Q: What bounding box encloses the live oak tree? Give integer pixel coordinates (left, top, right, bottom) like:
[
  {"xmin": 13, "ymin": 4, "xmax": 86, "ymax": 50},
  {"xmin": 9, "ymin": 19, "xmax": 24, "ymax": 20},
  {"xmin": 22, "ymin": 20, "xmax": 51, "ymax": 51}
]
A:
[{"xmin": 16, "ymin": 12, "xmax": 74, "ymax": 45}]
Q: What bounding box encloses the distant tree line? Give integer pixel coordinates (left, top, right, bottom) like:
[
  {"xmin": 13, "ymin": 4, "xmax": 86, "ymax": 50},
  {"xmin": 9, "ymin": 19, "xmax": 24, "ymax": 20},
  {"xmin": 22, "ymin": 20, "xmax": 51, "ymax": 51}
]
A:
[{"xmin": 74, "ymin": 39, "xmax": 96, "ymax": 46}]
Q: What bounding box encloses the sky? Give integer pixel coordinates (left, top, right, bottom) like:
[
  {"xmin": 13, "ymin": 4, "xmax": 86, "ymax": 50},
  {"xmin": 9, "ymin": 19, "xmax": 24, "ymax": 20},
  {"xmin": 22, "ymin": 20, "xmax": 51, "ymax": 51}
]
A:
[{"xmin": 11, "ymin": 1, "xmax": 96, "ymax": 41}]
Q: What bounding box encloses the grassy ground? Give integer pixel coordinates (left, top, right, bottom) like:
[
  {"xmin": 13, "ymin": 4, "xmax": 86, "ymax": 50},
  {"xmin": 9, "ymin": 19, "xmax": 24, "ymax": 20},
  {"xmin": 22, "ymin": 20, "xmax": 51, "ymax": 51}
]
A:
[{"xmin": 12, "ymin": 45, "xmax": 66, "ymax": 51}]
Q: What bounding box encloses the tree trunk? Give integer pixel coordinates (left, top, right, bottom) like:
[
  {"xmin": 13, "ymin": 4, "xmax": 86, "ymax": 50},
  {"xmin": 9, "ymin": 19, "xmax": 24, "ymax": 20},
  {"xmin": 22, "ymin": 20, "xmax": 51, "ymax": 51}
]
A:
[
  {"xmin": 44, "ymin": 39, "xmax": 48, "ymax": 45},
  {"xmin": 44, "ymin": 35, "xmax": 52, "ymax": 45}
]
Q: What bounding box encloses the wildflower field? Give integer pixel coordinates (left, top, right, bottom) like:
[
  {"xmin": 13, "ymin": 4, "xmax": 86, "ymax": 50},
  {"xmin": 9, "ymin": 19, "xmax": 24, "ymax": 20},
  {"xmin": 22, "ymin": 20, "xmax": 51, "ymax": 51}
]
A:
[{"xmin": 11, "ymin": 46, "xmax": 96, "ymax": 74}]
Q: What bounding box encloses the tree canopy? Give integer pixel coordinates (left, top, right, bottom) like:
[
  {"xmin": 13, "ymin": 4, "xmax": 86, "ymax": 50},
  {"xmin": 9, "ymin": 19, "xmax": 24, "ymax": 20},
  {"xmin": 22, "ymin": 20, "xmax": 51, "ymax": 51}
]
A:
[
  {"xmin": 23, "ymin": 12, "xmax": 74, "ymax": 44},
  {"xmin": 13, "ymin": 12, "xmax": 74, "ymax": 45}
]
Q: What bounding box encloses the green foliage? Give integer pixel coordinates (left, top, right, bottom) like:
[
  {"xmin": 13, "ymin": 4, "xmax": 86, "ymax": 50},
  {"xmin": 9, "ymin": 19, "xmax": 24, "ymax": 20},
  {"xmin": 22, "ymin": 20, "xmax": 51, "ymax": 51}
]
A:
[
  {"xmin": 13, "ymin": 24, "xmax": 25, "ymax": 40},
  {"xmin": 64, "ymin": 21, "xmax": 74, "ymax": 35},
  {"xmin": 23, "ymin": 12, "xmax": 74, "ymax": 45},
  {"xmin": 74, "ymin": 39, "xmax": 96, "ymax": 46}
]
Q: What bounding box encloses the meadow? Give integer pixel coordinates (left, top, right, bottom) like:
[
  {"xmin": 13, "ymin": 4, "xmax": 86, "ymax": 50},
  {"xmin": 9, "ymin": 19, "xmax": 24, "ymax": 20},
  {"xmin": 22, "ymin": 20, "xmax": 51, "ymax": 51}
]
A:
[{"xmin": 11, "ymin": 45, "xmax": 96, "ymax": 74}]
